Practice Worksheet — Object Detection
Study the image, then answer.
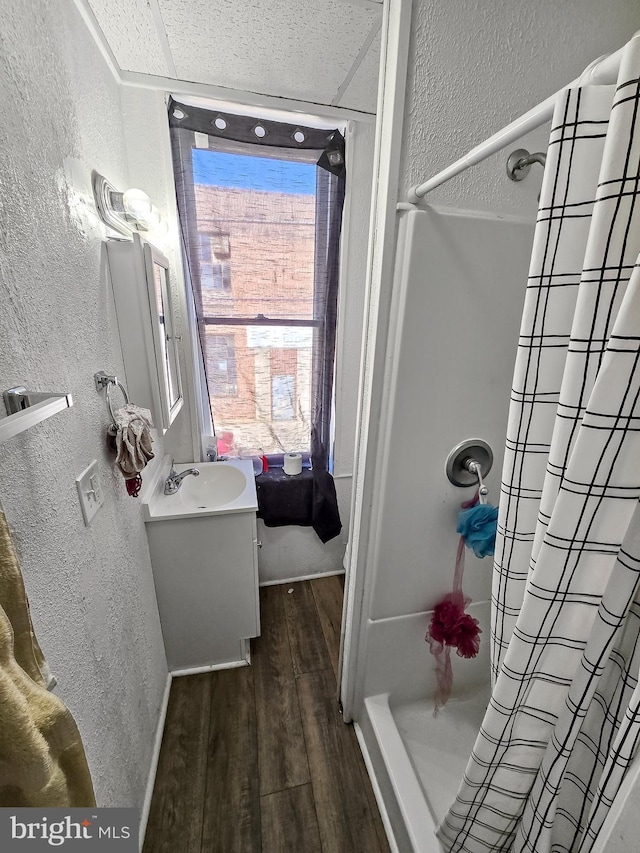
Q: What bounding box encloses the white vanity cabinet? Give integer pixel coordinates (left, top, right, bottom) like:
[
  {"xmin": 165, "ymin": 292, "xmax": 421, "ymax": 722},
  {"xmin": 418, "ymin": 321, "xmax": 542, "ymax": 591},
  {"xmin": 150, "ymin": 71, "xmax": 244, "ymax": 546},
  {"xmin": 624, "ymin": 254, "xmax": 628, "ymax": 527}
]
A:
[
  {"xmin": 145, "ymin": 511, "xmax": 260, "ymax": 670},
  {"xmin": 107, "ymin": 234, "xmax": 183, "ymax": 433}
]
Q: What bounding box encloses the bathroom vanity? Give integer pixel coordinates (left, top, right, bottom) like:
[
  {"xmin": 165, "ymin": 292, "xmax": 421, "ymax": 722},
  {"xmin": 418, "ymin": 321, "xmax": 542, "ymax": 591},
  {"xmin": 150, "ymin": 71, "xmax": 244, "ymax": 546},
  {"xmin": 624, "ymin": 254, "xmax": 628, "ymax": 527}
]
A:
[{"xmin": 143, "ymin": 459, "xmax": 260, "ymax": 670}]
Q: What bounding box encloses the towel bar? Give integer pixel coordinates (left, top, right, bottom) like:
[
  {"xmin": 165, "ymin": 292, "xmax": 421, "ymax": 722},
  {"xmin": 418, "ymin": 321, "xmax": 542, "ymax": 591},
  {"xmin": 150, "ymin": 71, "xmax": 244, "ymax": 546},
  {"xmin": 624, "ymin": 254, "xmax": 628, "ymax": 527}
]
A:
[{"xmin": 1, "ymin": 388, "xmax": 73, "ymax": 444}]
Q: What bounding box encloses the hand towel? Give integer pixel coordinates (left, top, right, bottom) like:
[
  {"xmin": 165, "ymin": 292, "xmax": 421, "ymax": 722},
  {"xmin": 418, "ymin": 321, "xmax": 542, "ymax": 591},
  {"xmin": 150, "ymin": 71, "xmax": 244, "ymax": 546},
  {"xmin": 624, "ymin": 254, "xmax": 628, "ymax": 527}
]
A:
[
  {"xmin": 114, "ymin": 404, "xmax": 154, "ymax": 479},
  {"xmin": 0, "ymin": 509, "xmax": 95, "ymax": 807},
  {"xmin": 0, "ymin": 508, "xmax": 48, "ymax": 687}
]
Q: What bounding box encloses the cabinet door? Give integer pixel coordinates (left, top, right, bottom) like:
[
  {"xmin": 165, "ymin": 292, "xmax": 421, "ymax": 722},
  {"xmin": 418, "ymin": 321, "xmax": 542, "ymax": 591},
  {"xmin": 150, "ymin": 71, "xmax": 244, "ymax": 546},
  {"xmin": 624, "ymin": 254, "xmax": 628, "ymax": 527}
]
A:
[
  {"xmin": 143, "ymin": 242, "xmax": 183, "ymax": 429},
  {"xmin": 147, "ymin": 513, "xmax": 259, "ymax": 670}
]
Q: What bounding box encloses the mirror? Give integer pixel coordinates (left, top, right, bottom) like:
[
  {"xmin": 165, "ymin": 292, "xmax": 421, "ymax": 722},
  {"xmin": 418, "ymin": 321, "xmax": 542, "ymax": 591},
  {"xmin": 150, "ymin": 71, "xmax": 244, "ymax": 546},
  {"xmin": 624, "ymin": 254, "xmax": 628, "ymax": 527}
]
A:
[{"xmin": 144, "ymin": 243, "xmax": 183, "ymax": 429}]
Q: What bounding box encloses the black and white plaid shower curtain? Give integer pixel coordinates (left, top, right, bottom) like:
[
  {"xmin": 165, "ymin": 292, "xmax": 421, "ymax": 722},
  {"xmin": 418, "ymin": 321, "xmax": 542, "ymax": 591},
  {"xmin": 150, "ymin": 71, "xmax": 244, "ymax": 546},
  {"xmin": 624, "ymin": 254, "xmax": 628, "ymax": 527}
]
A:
[{"xmin": 438, "ymin": 33, "xmax": 640, "ymax": 853}]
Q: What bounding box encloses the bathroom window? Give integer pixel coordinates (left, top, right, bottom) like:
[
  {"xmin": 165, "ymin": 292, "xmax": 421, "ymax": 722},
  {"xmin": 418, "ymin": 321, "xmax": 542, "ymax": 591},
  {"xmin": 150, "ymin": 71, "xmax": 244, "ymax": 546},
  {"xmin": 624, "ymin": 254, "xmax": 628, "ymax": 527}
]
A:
[{"xmin": 170, "ymin": 101, "xmax": 345, "ymax": 463}]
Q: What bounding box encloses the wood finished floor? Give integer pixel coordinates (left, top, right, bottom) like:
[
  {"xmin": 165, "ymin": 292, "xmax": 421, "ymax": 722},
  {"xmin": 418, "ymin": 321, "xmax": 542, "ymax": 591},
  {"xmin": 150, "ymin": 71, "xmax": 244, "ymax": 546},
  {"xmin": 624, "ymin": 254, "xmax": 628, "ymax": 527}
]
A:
[{"xmin": 143, "ymin": 576, "xmax": 390, "ymax": 853}]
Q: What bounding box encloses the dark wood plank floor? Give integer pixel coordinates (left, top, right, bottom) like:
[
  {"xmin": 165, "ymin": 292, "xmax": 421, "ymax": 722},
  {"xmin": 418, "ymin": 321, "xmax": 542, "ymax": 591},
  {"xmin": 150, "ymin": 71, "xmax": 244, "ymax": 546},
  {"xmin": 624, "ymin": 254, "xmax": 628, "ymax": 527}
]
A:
[{"xmin": 143, "ymin": 575, "xmax": 390, "ymax": 853}]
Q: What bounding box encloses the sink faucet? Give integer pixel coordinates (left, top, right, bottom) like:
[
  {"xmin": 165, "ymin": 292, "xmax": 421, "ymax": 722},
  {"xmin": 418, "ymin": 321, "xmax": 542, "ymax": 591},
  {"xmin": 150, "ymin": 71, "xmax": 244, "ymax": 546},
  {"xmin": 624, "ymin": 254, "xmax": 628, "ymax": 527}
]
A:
[{"xmin": 164, "ymin": 463, "xmax": 200, "ymax": 495}]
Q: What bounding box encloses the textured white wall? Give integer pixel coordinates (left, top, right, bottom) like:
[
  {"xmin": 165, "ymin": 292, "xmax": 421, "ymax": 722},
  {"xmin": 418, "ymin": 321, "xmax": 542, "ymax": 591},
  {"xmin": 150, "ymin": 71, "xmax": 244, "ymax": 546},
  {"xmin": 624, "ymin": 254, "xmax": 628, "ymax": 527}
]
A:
[{"xmin": 0, "ymin": 0, "xmax": 167, "ymax": 808}]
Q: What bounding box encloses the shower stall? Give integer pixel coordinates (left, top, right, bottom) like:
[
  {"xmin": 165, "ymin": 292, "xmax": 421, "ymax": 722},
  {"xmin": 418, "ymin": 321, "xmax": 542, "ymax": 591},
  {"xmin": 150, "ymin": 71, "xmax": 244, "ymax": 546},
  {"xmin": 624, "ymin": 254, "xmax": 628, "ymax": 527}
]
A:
[
  {"xmin": 340, "ymin": 9, "xmax": 640, "ymax": 850},
  {"xmin": 347, "ymin": 206, "xmax": 534, "ymax": 851}
]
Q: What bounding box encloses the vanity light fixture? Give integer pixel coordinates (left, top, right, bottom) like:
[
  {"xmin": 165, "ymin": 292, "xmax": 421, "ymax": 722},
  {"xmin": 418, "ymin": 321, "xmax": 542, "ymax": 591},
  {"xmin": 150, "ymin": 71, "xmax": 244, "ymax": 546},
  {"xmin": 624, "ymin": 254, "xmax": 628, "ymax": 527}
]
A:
[{"xmin": 92, "ymin": 171, "xmax": 165, "ymax": 238}]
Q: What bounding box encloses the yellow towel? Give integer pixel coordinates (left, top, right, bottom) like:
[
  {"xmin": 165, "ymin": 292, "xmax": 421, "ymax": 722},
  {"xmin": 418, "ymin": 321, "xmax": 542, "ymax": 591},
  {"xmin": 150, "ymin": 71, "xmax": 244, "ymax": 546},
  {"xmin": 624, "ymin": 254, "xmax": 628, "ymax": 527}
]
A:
[{"xmin": 0, "ymin": 510, "xmax": 95, "ymax": 807}]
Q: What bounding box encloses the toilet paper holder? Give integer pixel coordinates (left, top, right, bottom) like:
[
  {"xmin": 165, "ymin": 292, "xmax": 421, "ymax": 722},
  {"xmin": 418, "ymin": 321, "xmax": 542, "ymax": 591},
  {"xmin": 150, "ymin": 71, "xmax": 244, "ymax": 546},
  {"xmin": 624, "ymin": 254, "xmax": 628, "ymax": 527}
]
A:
[{"xmin": 446, "ymin": 439, "xmax": 493, "ymax": 505}]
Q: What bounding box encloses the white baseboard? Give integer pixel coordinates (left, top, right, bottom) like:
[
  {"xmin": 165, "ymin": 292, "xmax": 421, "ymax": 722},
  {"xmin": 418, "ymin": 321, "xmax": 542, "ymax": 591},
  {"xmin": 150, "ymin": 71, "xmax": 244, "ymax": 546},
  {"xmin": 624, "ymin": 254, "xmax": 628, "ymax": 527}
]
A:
[
  {"xmin": 354, "ymin": 721, "xmax": 401, "ymax": 853},
  {"xmin": 260, "ymin": 568, "xmax": 345, "ymax": 587},
  {"xmin": 139, "ymin": 673, "xmax": 172, "ymax": 850},
  {"xmin": 170, "ymin": 659, "xmax": 249, "ymax": 678}
]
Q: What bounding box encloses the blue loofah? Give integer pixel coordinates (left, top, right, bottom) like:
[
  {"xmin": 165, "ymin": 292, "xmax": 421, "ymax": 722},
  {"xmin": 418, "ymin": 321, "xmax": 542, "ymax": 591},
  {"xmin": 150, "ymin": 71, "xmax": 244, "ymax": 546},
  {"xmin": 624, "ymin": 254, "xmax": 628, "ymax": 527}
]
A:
[{"xmin": 456, "ymin": 504, "xmax": 499, "ymax": 558}]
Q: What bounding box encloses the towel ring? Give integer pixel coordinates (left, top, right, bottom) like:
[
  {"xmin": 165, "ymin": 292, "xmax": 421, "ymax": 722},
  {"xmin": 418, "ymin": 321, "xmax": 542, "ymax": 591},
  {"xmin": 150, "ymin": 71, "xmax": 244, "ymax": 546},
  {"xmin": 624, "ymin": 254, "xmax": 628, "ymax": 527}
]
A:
[{"xmin": 94, "ymin": 371, "xmax": 129, "ymax": 433}]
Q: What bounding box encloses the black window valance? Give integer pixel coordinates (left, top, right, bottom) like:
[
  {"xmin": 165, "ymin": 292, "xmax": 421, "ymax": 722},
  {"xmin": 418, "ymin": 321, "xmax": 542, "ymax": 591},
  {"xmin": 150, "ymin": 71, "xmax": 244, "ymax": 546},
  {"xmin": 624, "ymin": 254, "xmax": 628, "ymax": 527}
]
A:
[{"xmin": 168, "ymin": 97, "xmax": 346, "ymax": 178}]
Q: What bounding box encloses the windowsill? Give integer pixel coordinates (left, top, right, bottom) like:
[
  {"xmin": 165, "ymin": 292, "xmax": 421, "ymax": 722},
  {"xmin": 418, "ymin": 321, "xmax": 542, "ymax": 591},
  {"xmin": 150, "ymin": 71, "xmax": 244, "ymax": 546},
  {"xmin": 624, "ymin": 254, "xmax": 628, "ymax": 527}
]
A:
[{"xmin": 255, "ymin": 466, "xmax": 312, "ymax": 481}]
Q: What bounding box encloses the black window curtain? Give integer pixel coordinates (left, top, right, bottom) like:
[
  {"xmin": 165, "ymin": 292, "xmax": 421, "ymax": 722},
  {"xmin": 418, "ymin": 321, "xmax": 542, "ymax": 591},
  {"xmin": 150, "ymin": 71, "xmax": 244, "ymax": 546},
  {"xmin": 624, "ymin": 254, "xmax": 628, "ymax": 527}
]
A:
[{"xmin": 168, "ymin": 97, "xmax": 345, "ymax": 543}]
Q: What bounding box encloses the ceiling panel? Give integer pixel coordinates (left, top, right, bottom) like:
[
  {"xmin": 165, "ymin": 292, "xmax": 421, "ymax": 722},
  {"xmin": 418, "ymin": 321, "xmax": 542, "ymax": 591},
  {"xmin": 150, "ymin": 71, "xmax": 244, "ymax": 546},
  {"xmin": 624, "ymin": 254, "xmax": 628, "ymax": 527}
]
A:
[
  {"xmin": 87, "ymin": 0, "xmax": 171, "ymax": 76},
  {"xmin": 157, "ymin": 0, "xmax": 380, "ymax": 105},
  {"xmin": 337, "ymin": 28, "xmax": 380, "ymax": 112}
]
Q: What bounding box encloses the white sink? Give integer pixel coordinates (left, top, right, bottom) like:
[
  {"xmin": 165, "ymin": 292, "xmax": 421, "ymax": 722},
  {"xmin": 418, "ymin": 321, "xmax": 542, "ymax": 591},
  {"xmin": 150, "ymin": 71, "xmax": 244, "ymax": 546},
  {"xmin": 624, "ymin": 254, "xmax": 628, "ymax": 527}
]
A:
[
  {"xmin": 178, "ymin": 463, "xmax": 246, "ymax": 507},
  {"xmin": 143, "ymin": 459, "xmax": 258, "ymax": 522}
]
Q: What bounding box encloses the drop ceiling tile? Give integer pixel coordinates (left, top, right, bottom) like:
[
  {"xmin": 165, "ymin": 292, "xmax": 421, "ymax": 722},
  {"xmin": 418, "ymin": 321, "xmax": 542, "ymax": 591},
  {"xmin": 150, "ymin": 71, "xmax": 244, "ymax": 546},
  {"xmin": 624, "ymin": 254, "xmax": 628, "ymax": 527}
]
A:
[
  {"xmin": 158, "ymin": 0, "xmax": 380, "ymax": 104},
  {"xmin": 337, "ymin": 28, "xmax": 380, "ymax": 113},
  {"xmin": 87, "ymin": 0, "xmax": 170, "ymax": 76}
]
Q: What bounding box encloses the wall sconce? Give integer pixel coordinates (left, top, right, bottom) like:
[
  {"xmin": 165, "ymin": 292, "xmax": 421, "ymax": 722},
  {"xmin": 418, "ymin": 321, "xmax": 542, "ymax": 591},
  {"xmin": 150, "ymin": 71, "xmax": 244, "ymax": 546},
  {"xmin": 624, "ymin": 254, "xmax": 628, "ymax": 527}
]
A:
[{"xmin": 92, "ymin": 171, "xmax": 167, "ymax": 238}]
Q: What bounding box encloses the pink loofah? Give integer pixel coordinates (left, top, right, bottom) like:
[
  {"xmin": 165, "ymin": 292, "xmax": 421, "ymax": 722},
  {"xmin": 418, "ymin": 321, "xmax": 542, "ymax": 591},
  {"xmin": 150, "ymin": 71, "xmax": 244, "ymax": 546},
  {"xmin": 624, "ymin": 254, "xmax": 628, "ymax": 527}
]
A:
[
  {"xmin": 428, "ymin": 592, "xmax": 480, "ymax": 659},
  {"xmin": 426, "ymin": 495, "xmax": 482, "ymax": 713},
  {"xmin": 456, "ymin": 611, "xmax": 482, "ymax": 659}
]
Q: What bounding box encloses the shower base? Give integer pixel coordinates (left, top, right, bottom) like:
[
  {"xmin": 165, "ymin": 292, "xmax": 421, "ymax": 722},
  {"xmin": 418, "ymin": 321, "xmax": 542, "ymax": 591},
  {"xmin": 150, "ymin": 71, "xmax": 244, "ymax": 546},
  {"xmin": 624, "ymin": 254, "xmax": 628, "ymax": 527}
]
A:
[{"xmin": 360, "ymin": 684, "xmax": 490, "ymax": 853}]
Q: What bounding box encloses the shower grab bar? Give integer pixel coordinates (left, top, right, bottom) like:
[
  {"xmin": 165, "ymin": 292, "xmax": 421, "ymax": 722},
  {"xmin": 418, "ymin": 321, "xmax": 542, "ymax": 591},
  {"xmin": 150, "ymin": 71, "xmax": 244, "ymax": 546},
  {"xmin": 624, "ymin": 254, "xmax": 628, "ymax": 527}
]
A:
[
  {"xmin": 404, "ymin": 35, "xmax": 635, "ymax": 203},
  {"xmin": 94, "ymin": 371, "xmax": 130, "ymax": 435}
]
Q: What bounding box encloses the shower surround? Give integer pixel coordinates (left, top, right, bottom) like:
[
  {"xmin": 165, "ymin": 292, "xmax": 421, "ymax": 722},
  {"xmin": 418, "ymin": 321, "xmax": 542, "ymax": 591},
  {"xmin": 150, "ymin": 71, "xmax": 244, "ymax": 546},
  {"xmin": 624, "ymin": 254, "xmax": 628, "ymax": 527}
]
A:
[{"xmin": 351, "ymin": 207, "xmax": 534, "ymax": 851}]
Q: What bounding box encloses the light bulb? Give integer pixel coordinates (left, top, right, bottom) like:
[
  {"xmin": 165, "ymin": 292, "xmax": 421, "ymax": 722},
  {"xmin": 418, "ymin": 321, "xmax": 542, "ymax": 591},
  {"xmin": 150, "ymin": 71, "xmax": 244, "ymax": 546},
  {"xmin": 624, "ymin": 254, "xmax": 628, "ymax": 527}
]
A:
[{"xmin": 123, "ymin": 188, "xmax": 153, "ymax": 220}]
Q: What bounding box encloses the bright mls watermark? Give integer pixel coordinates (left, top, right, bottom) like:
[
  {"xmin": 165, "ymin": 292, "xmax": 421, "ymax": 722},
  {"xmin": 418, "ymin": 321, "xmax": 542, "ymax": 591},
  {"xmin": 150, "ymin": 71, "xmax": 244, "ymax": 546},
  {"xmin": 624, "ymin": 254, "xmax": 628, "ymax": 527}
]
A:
[{"xmin": 0, "ymin": 809, "xmax": 138, "ymax": 850}]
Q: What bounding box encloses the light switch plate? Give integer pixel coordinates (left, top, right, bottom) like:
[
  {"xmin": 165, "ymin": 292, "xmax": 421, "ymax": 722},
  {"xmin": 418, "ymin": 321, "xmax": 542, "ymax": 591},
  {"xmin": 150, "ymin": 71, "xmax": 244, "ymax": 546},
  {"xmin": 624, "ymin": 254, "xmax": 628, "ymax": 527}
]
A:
[{"xmin": 76, "ymin": 460, "xmax": 105, "ymax": 526}]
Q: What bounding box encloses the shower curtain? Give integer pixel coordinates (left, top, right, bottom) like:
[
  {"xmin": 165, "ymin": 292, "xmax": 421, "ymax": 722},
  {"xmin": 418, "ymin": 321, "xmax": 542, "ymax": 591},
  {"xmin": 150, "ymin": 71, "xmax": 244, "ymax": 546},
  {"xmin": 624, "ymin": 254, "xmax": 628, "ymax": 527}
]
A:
[{"xmin": 438, "ymin": 33, "xmax": 640, "ymax": 853}]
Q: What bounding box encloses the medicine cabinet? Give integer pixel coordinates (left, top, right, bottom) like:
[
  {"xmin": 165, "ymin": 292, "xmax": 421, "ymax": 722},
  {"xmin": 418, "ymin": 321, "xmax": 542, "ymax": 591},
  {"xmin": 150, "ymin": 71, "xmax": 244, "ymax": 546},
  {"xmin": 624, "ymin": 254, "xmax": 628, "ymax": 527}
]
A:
[{"xmin": 107, "ymin": 234, "xmax": 183, "ymax": 433}]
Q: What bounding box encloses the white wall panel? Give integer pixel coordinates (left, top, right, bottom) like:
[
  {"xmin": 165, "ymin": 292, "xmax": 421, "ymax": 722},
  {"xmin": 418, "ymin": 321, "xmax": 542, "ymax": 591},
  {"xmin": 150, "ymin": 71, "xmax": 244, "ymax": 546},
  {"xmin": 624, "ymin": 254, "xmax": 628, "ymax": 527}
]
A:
[{"xmin": 369, "ymin": 208, "xmax": 532, "ymax": 621}]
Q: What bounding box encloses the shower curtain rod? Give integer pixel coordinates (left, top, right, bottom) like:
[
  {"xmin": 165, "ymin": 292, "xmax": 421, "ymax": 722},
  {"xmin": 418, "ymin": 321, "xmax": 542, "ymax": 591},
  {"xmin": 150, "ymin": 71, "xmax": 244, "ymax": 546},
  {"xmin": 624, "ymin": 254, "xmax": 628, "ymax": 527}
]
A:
[{"xmin": 406, "ymin": 38, "xmax": 633, "ymax": 204}]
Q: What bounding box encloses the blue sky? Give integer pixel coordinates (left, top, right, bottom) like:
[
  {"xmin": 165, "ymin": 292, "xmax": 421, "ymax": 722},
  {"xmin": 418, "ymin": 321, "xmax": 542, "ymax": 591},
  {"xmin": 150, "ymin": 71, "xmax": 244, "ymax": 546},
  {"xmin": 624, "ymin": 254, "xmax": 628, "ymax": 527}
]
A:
[{"xmin": 192, "ymin": 149, "xmax": 316, "ymax": 195}]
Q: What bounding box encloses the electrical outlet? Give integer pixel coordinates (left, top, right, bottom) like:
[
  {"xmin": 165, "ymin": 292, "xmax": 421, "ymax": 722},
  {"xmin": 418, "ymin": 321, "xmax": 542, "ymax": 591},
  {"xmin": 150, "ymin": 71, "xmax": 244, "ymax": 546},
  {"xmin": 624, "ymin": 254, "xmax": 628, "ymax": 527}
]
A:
[{"xmin": 76, "ymin": 460, "xmax": 105, "ymax": 526}]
